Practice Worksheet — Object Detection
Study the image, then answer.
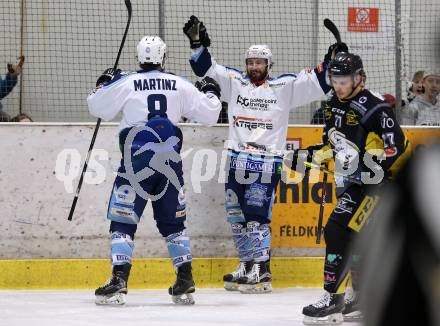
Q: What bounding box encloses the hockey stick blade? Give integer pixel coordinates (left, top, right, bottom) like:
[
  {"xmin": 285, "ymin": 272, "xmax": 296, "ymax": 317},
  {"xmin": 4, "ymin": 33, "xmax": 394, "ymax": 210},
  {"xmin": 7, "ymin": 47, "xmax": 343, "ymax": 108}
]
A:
[
  {"xmin": 68, "ymin": 0, "xmax": 132, "ymax": 221},
  {"xmin": 324, "ymin": 18, "xmax": 341, "ymax": 44}
]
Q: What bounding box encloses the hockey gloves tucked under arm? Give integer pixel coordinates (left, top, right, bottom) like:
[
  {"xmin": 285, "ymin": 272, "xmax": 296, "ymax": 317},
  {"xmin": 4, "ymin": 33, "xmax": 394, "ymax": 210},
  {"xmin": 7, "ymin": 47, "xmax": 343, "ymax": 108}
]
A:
[
  {"xmin": 96, "ymin": 68, "xmax": 121, "ymax": 86},
  {"xmin": 195, "ymin": 76, "xmax": 221, "ymax": 99},
  {"xmin": 324, "ymin": 42, "xmax": 349, "ymax": 65},
  {"xmin": 183, "ymin": 15, "xmax": 211, "ymax": 49}
]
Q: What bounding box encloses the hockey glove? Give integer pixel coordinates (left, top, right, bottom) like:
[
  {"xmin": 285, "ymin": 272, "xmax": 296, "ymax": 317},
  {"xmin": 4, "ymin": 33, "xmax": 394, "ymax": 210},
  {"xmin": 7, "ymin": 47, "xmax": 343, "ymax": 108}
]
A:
[
  {"xmin": 96, "ymin": 68, "xmax": 121, "ymax": 86},
  {"xmin": 183, "ymin": 15, "xmax": 211, "ymax": 49},
  {"xmin": 195, "ymin": 76, "xmax": 221, "ymax": 99},
  {"xmin": 324, "ymin": 42, "xmax": 349, "ymax": 65}
]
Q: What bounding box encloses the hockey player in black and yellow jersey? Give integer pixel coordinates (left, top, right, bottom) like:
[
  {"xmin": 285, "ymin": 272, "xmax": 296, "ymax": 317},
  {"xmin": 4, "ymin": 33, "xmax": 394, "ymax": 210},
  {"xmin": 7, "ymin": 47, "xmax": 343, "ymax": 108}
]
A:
[{"xmin": 294, "ymin": 52, "xmax": 412, "ymax": 325}]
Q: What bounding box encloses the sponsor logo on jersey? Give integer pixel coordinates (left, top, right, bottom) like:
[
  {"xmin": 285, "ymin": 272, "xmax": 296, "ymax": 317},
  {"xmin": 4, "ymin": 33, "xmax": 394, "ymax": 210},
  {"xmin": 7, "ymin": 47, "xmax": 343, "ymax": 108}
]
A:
[
  {"xmin": 115, "ymin": 254, "xmax": 131, "ymax": 262},
  {"xmin": 350, "ymin": 101, "xmax": 367, "ymax": 115},
  {"xmin": 335, "ymin": 192, "xmax": 357, "ymax": 214},
  {"xmin": 244, "ymin": 184, "xmax": 269, "ymax": 207},
  {"xmin": 111, "ymin": 207, "xmax": 135, "ymax": 219},
  {"xmin": 236, "ymin": 95, "xmax": 276, "ymax": 111},
  {"xmin": 384, "ymin": 146, "xmax": 398, "ymax": 157},
  {"xmin": 332, "ymin": 107, "xmax": 345, "ymax": 115},
  {"xmin": 346, "ymin": 110, "xmax": 360, "ymax": 126},
  {"xmin": 175, "ymin": 209, "xmax": 186, "ymax": 218},
  {"xmin": 115, "ymin": 185, "xmax": 136, "ymax": 204},
  {"xmin": 348, "ymin": 195, "xmax": 378, "ymax": 232},
  {"xmin": 359, "ymin": 96, "xmax": 368, "ymax": 104},
  {"xmin": 324, "ymin": 104, "xmax": 333, "ymax": 120},
  {"xmin": 230, "ymin": 157, "xmax": 274, "ymax": 173},
  {"xmin": 233, "ymin": 116, "xmax": 273, "ymax": 130}
]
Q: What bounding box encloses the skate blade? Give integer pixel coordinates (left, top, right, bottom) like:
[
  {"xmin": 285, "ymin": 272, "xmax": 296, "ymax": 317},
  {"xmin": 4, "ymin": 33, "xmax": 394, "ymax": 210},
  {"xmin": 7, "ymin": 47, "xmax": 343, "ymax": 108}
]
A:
[
  {"xmin": 171, "ymin": 293, "xmax": 195, "ymax": 305},
  {"xmin": 303, "ymin": 313, "xmax": 343, "ymax": 325},
  {"xmin": 239, "ymin": 282, "xmax": 272, "ymax": 294},
  {"xmin": 95, "ymin": 293, "xmax": 126, "ymax": 306},
  {"xmin": 224, "ymin": 282, "xmax": 240, "ymax": 291},
  {"xmin": 343, "ymin": 310, "xmax": 363, "ymax": 322}
]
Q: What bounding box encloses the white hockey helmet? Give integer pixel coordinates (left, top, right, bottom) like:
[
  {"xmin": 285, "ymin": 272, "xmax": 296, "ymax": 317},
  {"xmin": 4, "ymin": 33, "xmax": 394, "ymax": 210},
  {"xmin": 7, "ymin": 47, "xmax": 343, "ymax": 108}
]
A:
[
  {"xmin": 137, "ymin": 36, "xmax": 167, "ymax": 67},
  {"xmin": 245, "ymin": 44, "xmax": 272, "ymax": 65}
]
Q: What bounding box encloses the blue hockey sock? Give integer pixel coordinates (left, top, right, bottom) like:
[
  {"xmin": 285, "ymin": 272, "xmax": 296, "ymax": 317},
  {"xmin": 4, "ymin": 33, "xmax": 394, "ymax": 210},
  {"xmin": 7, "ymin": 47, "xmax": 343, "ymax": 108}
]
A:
[
  {"xmin": 247, "ymin": 222, "xmax": 271, "ymax": 262},
  {"xmin": 166, "ymin": 229, "xmax": 192, "ymax": 268},
  {"xmin": 231, "ymin": 223, "xmax": 253, "ymax": 262},
  {"xmin": 111, "ymin": 231, "xmax": 134, "ymax": 266}
]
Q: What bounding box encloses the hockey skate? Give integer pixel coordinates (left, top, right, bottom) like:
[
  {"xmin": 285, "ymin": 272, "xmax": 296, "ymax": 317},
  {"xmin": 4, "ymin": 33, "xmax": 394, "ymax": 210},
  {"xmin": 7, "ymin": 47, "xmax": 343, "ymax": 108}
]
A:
[
  {"xmin": 342, "ymin": 289, "xmax": 363, "ymax": 322},
  {"xmin": 302, "ymin": 292, "xmax": 344, "ymax": 325},
  {"xmin": 237, "ymin": 260, "xmax": 272, "ymax": 294},
  {"xmin": 168, "ymin": 262, "xmax": 195, "ymax": 305},
  {"xmin": 95, "ymin": 264, "xmax": 131, "ymax": 305},
  {"xmin": 223, "ymin": 261, "xmax": 252, "ymax": 291}
]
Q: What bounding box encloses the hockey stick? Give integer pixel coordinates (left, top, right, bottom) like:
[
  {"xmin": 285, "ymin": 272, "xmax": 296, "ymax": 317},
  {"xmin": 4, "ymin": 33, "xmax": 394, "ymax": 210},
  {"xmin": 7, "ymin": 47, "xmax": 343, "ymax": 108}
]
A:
[
  {"xmin": 304, "ymin": 162, "xmax": 362, "ymax": 185},
  {"xmin": 68, "ymin": 0, "xmax": 132, "ymax": 221},
  {"xmin": 243, "ymin": 143, "xmax": 361, "ymax": 184},
  {"xmin": 323, "ymin": 18, "xmax": 341, "ymax": 44},
  {"xmin": 315, "ymin": 162, "xmax": 328, "ymax": 244}
]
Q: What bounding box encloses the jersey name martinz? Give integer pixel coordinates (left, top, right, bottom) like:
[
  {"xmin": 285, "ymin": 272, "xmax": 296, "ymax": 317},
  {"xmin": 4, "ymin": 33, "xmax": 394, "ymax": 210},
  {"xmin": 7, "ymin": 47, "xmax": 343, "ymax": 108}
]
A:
[{"xmin": 134, "ymin": 78, "xmax": 177, "ymax": 91}]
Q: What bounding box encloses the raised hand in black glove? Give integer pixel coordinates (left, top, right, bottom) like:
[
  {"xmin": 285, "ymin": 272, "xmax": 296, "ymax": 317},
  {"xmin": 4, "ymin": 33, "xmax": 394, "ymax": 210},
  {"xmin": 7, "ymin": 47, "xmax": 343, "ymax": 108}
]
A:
[
  {"xmin": 96, "ymin": 68, "xmax": 121, "ymax": 86},
  {"xmin": 324, "ymin": 42, "xmax": 349, "ymax": 64},
  {"xmin": 183, "ymin": 15, "xmax": 211, "ymax": 49},
  {"xmin": 195, "ymin": 76, "xmax": 221, "ymax": 99}
]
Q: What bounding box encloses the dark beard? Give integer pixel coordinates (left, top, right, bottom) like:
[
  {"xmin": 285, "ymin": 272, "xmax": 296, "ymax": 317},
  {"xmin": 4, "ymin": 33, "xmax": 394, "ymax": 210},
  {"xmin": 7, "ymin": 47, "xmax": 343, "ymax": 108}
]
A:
[{"xmin": 247, "ymin": 70, "xmax": 268, "ymax": 82}]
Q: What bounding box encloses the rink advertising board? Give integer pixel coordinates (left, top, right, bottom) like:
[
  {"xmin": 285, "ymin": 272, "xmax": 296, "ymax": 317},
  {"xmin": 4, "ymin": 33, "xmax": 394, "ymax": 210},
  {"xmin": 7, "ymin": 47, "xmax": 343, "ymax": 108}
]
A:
[{"xmin": 271, "ymin": 126, "xmax": 440, "ymax": 248}]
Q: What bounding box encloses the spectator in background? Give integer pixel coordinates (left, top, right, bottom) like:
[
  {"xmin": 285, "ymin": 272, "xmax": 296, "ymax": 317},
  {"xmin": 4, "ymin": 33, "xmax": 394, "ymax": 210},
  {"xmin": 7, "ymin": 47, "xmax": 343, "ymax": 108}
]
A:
[
  {"xmin": 0, "ymin": 56, "xmax": 24, "ymax": 115},
  {"xmin": 404, "ymin": 71, "xmax": 440, "ymax": 126},
  {"xmin": 10, "ymin": 113, "xmax": 32, "ymax": 122},
  {"xmin": 407, "ymin": 70, "xmax": 424, "ymax": 103}
]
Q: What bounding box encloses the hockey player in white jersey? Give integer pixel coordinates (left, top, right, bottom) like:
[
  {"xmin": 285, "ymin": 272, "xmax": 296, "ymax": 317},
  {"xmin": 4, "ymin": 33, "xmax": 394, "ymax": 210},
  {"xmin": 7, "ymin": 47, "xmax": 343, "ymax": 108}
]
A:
[
  {"xmin": 183, "ymin": 15, "xmax": 348, "ymax": 293},
  {"xmin": 87, "ymin": 36, "xmax": 221, "ymax": 305}
]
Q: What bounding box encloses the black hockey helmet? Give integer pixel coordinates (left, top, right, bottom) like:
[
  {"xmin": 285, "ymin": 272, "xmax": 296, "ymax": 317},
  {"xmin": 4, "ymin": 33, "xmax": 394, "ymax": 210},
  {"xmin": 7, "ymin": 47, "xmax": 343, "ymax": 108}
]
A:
[{"xmin": 328, "ymin": 52, "xmax": 364, "ymax": 77}]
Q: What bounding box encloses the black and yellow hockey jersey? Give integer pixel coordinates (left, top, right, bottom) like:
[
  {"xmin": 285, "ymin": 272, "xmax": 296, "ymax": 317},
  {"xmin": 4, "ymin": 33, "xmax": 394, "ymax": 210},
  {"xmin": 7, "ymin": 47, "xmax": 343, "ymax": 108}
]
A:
[{"xmin": 314, "ymin": 88, "xmax": 411, "ymax": 188}]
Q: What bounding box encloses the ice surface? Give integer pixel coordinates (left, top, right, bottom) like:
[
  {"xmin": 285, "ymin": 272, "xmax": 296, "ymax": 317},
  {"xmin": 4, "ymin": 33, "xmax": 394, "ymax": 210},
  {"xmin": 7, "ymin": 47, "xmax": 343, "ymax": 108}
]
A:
[{"xmin": 1, "ymin": 288, "xmax": 362, "ymax": 326}]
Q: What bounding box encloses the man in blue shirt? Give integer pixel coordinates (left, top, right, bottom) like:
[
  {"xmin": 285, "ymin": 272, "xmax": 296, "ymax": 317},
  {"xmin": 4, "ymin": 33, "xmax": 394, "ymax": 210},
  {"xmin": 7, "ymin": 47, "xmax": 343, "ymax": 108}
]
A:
[{"xmin": 0, "ymin": 56, "xmax": 24, "ymax": 119}]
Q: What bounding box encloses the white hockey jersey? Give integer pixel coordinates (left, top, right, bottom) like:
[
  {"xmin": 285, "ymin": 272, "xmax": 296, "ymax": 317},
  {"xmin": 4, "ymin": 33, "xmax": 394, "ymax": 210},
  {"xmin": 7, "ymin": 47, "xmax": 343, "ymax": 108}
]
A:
[
  {"xmin": 190, "ymin": 47, "xmax": 329, "ymax": 153},
  {"xmin": 87, "ymin": 70, "xmax": 221, "ymax": 132}
]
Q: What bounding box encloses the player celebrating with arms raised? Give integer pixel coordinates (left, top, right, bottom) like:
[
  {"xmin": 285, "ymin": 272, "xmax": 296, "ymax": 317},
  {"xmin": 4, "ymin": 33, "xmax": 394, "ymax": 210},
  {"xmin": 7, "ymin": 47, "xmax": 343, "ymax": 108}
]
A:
[{"xmin": 183, "ymin": 15, "xmax": 347, "ymax": 293}]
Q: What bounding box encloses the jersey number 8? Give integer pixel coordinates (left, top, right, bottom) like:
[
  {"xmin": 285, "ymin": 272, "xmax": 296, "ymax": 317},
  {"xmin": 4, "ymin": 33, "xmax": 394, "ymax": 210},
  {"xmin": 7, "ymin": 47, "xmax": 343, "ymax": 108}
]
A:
[{"xmin": 147, "ymin": 94, "xmax": 168, "ymax": 119}]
